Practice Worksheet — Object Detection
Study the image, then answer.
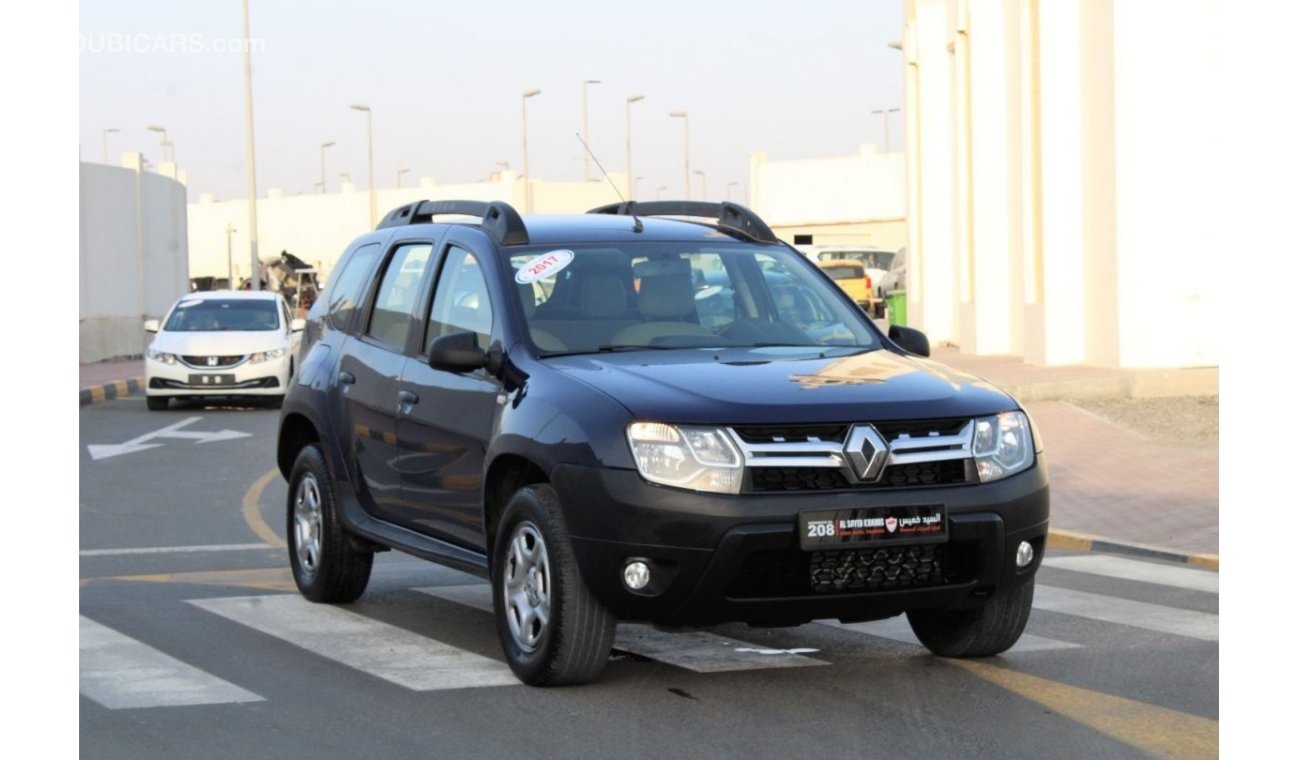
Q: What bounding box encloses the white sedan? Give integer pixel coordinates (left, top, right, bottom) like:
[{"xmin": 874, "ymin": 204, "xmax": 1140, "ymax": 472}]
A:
[{"xmin": 144, "ymin": 290, "xmax": 303, "ymax": 410}]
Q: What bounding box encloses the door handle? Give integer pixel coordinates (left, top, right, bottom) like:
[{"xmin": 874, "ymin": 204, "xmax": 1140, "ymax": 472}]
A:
[
  {"xmin": 397, "ymin": 390, "xmax": 420, "ymax": 405},
  {"xmin": 338, "ymin": 370, "xmax": 356, "ymax": 385}
]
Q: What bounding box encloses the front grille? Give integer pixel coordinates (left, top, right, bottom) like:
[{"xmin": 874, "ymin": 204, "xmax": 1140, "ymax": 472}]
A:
[
  {"xmin": 728, "ymin": 543, "xmax": 979, "ymax": 598},
  {"xmin": 873, "ymin": 418, "xmax": 970, "ymax": 440},
  {"xmin": 749, "ymin": 460, "xmax": 971, "ymax": 492},
  {"xmin": 181, "ymin": 355, "xmax": 245, "ymax": 369},
  {"xmin": 732, "ymin": 425, "xmax": 848, "ymax": 445}
]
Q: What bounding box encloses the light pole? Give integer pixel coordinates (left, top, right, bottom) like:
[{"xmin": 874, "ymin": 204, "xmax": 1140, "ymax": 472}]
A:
[
  {"xmin": 693, "ymin": 170, "xmax": 707, "ymax": 200},
  {"xmin": 147, "ymin": 124, "xmax": 172, "ymax": 162},
  {"xmin": 225, "ymin": 223, "xmax": 237, "ymax": 288},
  {"xmin": 101, "ymin": 128, "xmax": 119, "ymax": 164},
  {"xmin": 625, "ymin": 93, "xmax": 644, "ymax": 199},
  {"xmin": 656, "ymin": 185, "xmax": 667, "ymax": 200},
  {"xmin": 726, "ymin": 181, "xmax": 739, "ymax": 201},
  {"xmin": 582, "ymin": 79, "xmax": 601, "ymax": 180},
  {"xmin": 521, "ymin": 88, "xmax": 541, "ymax": 212},
  {"xmin": 350, "ymin": 104, "xmax": 376, "ymax": 227},
  {"xmin": 240, "ymin": 0, "xmax": 261, "ymax": 290},
  {"xmin": 397, "ymin": 166, "xmax": 409, "ymax": 188},
  {"xmin": 319, "ymin": 140, "xmax": 334, "ymax": 193},
  {"xmin": 669, "ymin": 110, "xmax": 690, "ymax": 200},
  {"xmin": 872, "ymin": 108, "xmax": 901, "ymax": 152}
]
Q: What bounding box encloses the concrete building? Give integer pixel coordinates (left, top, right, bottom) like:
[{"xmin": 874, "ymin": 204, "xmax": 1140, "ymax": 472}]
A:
[
  {"xmin": 80, "ymin": 155, "xmax": 189, "ymax": 362},
  {"xmin": 187, "ymin": 172, "xmax": 629, "ymax": 281},
  {"xmin": 750, "ymin": 145, "xmax": 906, "ymax": 252},
  {"xmin": 902, "ymin": 0, "xmax": 1218, "ymax": 368}
]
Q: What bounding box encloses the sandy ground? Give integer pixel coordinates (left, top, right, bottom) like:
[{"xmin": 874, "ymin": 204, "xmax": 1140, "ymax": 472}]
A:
[{"xmin": 1069, "ymin": 395, "xmax": 1219, "ymax": 447}]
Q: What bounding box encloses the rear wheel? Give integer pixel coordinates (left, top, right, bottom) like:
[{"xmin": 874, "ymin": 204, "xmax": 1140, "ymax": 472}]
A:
[
  {"xmin": 907, "ymin": 579, "xmax": 1035, "ymax": 657},
  {"xmin": 492, "ymin": 484, "xmax": 615, "ymax": 686},
  {"xmin": 146, "ymin": 395, "xmax": 169, "ymax": 411},
  {"xmin": 287, "ymin": 444, "xmax": 373, "ymax": 603}
]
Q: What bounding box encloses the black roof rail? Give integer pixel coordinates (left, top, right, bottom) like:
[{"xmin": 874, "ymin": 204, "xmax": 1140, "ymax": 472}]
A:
[
  {"xmin": 586, "ymin": 200, "xmax": 779, "ymax": 244},
  {"xmin": 376, "ymin": 200, "xmax": 529, "ymax": 245}
]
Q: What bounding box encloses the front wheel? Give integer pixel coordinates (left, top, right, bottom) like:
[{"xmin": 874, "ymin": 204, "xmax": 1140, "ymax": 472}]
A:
[
  {"xmin": 907, "ymin": 578, "xmax": 1034, "ymax": 657},
  {"xmin": 287, "ymin": 444, "xmax": 373, "ymax": 603},
  {"xmin": 492, "ymin": 484, "xmax": 615, "ymax": 686}
]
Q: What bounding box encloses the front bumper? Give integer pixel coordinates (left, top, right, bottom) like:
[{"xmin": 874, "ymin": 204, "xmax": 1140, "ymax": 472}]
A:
[
  {"xmin": 551, "ymin": 462, "xmax": 1049, "ymax": 626},
  {"xmin": 146, "ymin": 355, "xmax": 289, "ymax": 397}
]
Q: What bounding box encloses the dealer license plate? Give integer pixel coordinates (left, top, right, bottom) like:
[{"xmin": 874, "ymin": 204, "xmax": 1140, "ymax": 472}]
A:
[
  {"xmin": 188, "ymin": 373, "xmax": 236, "ymax": 386},
  {"xmin": 799, "ymin": 505, "xmax": 947, "ymax": 550}
]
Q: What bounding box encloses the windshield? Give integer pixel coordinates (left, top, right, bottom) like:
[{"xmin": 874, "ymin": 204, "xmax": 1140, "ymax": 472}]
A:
[
  {"xmin": 817, "ymin": 250, "xmax": 895, "ymax": 270},
  {"xmin": 506, "ymin": 242, "xmax": 881, "ymax": 355},
  {"xmin": 163, "ymin": 298, "xmax": 281, "ymax": 332}
]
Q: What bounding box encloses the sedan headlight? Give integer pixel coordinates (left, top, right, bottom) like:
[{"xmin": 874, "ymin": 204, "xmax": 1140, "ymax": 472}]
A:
[
  {"xmin": 248, "ymin": 348, "xmax": 287, "ymax": 364},
  {"xmin": 147, "ymin": 349, "xmax": 178, "ymax": 365},
  {"xmin": 627, "ymin": 422, "xmax": 743, "ymax": 495},
  {"xmin": 973, "ymin": 411, "xmax": 1034, "ymax": 482}
]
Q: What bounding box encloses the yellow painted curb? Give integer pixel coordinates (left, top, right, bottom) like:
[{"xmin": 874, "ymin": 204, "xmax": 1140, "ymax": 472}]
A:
[{"xmin": 242, "ymin": 468, "xmax": 286, "ymax": 549}]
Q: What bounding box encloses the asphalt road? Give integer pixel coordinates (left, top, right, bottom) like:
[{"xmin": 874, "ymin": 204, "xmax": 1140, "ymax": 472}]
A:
[{"xmin": 79, "ymin": 396, "xmax": 1219, "ymax": 759}]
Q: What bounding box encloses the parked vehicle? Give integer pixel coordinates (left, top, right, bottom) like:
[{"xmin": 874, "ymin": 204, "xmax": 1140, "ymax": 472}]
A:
[
  {"xmin": 878, "ymin": 246, "xmax": 907, "ymax": 296},
  {"xmin": 817, "ymin": 259, "xmax": 876, "ymax": 316},
  {"xmin": 276, "ymin": 200, "xmax": 1048, "ymax": 686},
  {"xmin": 144, "ymin": 290, "xmax": 304, "ymax": 410}
]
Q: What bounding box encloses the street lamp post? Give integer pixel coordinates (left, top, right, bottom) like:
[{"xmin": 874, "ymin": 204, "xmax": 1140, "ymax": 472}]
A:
[
  {"xmin": 669, "ymin": 110, "xmax": 690, "ymax": 200},
  {"xmin": 693, "ymin": 170, "xmax": 707, "ymax": 200},
  {"xmin": 397, "ymin": 166, "xmax": 409, "ymax": 188},
  {"xmin": 146, "ymin": 124, "xmax": 172, "ymax": 162},
  {"xmin": 240, "ymin": 0, "xmax": 261, "ymax": 290},
  {"xmin": 225, "ymin": 223, "xmax": 237, "ymax": 288},
  {"xmin": 319, "ymin": 140, "xmax": 335, "ymax": 193},
  {"xmin": 726, "ymin": 181, "xmax": 739, "ymax": 202},
  {"xmin": 350, "ymin": 104, "xmax": 376, "ymax": 227},
  {"xmin": 582, "ymin": 79, "xmax": 601, "ymax": 180},
  {"xmin": 625, "ymin": 93, "xmax": 644, "ymax": 199},
  {"xmin": 101, "ymin": 128, "xmax": 119, "ymax": 164},
  {"xmin": 872, "ymin": 108, "xmax": 901, "ymax": 152},
  {"xmin": 521, "ymin": 88, "xmax": 541, "ymax": 212}
]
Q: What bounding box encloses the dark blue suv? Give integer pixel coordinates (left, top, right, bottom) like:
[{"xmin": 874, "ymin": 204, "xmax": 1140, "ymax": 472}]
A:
[{"xmin": 276, "ymin": 200, "xmax": 1049, "ymax": 686}]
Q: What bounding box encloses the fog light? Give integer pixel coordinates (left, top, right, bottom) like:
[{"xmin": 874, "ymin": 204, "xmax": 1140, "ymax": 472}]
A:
[
  {"xmin": 623, "ymin": 560, "xmax": 651, "ymax": 590},
  {"xmin": 1015, "ymin": 541, "xmax": 1035, "ymax": 568}
]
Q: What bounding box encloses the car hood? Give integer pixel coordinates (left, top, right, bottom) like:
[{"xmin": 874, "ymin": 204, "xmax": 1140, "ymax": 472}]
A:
[
  {"xmin": 150, "ymin": 331, "xmax": 288, "ymax": 355},
  {"xmin": 543, "ymin": 347, "xmax": 1019, "ymax": 424}
]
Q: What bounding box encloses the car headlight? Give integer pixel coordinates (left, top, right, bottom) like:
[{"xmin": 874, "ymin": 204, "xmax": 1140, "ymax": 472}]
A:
[
  {"xmin": 627, "ymin": 422, "xmax": 743, "ymax": 495},
  {"xmin": 248, "ymin": 348, "xmax": 287, "ymax": 364},
  {"xmin": 147, "ymin": 349, "xmax": 178, "ymax": 365},
  {"xmin": 973, "ymin": 411, "xmax": 1034, "ymax": 482}
]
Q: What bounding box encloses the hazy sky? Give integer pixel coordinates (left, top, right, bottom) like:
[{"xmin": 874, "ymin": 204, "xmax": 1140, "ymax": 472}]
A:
[{"xmin": 79, "ymin": 0, "xmax": 904, "ymax": 203}]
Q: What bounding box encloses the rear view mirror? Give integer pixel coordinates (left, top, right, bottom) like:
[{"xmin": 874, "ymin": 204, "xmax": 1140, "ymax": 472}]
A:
[
  {"xmin": 143, "ymin": 319, "xmax": 160, "ymax": 333},
  {"xmin": 889, "ymin": 325, "xmax": 930, "ymax": 357},
  {"xmin": 429, "ymin": 331, "xmax": 488, "ymax": 373}
]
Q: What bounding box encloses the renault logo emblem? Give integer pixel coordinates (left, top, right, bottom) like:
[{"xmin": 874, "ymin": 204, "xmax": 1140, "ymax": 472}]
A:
[{"xmin": 843, "ymin": 425, "xmax": 889, "ymax": 482}]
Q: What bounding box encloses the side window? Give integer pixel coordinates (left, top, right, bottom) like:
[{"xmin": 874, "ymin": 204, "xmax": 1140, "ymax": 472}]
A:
[
  {"xmin": 365, "ymin": 243, "xmax": 433, "ymax": 348},
  {"xmin": 326, "ymin": 243, "xmax": 381, "ymax": 331},
  {"xmin": 281, "ymin": 300, "xmax": 292, "ymax": 331},
  {"xmin": 427, "ymin": 246, "xmax": 494, "ymax": 351}
]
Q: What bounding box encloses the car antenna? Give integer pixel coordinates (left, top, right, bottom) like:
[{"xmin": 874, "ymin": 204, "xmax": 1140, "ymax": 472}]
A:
[{"xmin": 576, "ymin": 132, "xmax": 642, "ymax": 232}]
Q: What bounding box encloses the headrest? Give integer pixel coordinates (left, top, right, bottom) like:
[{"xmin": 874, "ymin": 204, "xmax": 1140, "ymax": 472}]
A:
[
  {"xmin": 637, "ymin": 272, "xmax": 696, "ymax": 321},
  {"xmin": 580, "ymin": 273, "xmax": 628, "ymax": 318},
  {"xmin": 633, "ymin": 257, "xmax": 692, "ymax": 278}
]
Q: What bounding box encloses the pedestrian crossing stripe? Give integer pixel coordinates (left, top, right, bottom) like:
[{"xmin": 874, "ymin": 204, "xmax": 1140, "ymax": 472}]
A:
[
  {"xmin": 1032, "ymin": 585, "xmax": 1218, "ymax": 642},
  {"xmin": 188, "ymin": 595, "xmax": 519, "ymax": 691},
  {"xmin": 1041, "ymin": 555, "xmax": 1218, "ymax": 594},
  {"xmin": 80, "ymin": 616, "xmax": 263, "ymax": 709},
  {"xmin": 818, "ymin": 616, "xmax": 1082, "ymax": 652},
  {"xmin": 416, "ymin": 584, "xmax": 828, "ymax": 673}
]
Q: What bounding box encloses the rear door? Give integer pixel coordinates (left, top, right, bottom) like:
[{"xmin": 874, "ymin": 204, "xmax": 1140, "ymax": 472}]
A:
[
  {"xmin": 395, "ymin": 231, "xmax": 504, "ymax": 550},
  {"xmin": 336, "ymin": 239, "xmax": 435, "ymax": 524}
]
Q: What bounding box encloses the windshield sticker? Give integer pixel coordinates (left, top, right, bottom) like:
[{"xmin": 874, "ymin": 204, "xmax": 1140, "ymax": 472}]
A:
[{"xmin": 515, "ymin": 250, "xmax": 575, "ymax": 284}]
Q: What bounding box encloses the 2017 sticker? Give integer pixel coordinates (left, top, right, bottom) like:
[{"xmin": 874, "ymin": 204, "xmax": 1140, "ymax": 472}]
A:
[{"xmin": 515, "ymin": 250, "xmax": 575, "ymax": 284}]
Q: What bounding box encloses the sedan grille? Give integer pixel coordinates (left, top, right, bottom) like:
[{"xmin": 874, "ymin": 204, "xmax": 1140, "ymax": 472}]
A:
[{"xmin": 181, "ymin": 355, "xmax": 246, "ymax": 369}]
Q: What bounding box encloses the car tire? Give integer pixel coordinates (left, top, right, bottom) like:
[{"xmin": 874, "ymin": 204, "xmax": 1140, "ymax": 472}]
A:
[
  {"xmin": 907, "ymin": 578, "xmax": 1034, "ymax": 657},
  {"xmin": 492, "ymin": 484, "xmax": 615, "ymax": 686},
  {"xmin": 267, "ymin": 395, "xmax": 285, "ymax": 410},
  {"xmin": 287, "ymin": 444, "xmax": 373, "ymax": 603},
  {"xmin": 146, "ymin": 395, "xmax": 169, "ymax": 411}
]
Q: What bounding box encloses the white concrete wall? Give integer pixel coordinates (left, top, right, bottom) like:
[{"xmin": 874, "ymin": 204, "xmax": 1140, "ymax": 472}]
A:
[
  {"xmin": 79, "ymin": 156, "xmax": 189, "ymax": 362},
  {"xmin": 187, "ymin": 172, "xmax": 627, "ymax": 280},
  {"xmin": 749, "ymin": 146, "xmax": 905, "ymax": 229},
  {"xmin": 902, "ymin": 0, "xmax": 1219, "ymax": 369}
]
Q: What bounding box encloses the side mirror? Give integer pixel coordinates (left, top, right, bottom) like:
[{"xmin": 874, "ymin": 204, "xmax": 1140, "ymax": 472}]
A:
[
  {"xmin": 889, "ymin": 324, "xmax": 930, "ymax": 357},
  {"xmin": 290, "ymin": 318, "xmax": 306, "ymax": 332},
  {"xmin": 143, "ymin": 319, "xmax": 160, "ymax": 333},
  {"xmin": 429, "ymin": 331, "xmax": 488, "ymax": 373}
]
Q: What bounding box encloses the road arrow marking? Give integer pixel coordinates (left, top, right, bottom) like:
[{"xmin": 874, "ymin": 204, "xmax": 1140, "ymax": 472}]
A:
[{"xmin": 87, "ymin": 416, "xmax": 253, "ymax": 461}]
